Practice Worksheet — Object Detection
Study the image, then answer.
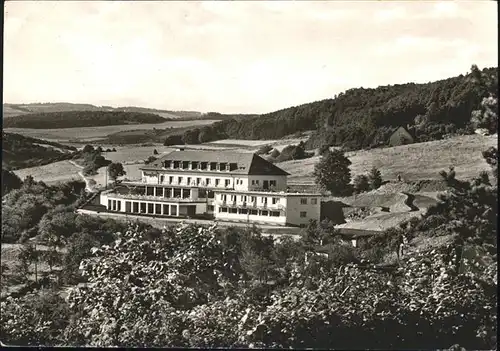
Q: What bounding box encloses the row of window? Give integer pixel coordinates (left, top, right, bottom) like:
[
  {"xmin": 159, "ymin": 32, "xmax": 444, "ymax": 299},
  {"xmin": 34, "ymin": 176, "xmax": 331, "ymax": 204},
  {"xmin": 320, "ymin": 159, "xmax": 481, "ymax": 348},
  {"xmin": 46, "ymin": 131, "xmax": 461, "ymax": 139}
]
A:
[
  {"xmin": 220, "ymin": 194, "xmax": 280, "ymax": 204},
  {"xmin": 251, "ymin": 180, "xmax": 277, "ymax": 187},
  {"xmin": 159, "ymin": 175, "xmax": 232, "ymax": 187},
  {"xmin": 162, "ymin": 161, "xmax": 241, "ymax": 171},
  {"xmin": 219, "ymin": 207, "xmax": 281, "ymax": 217},
  {"xmin": 300, "ymin": 198, "xmax": 318, "ymax": 205}
]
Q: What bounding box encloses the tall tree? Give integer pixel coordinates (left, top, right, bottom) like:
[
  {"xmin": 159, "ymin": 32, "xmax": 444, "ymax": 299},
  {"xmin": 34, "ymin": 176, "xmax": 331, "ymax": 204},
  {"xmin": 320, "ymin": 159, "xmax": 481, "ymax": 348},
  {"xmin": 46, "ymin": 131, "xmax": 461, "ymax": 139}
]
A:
[
  {"xmin": 313, "ymin": 149, "xmax": 352, "ymax": 196},
  {"xmin": 368, "ymin": 167, "xmax": 383, "ymax": 190},
  {"xmin": 107, "ymin": 162, "xmax": 126, "ymax": 185}
]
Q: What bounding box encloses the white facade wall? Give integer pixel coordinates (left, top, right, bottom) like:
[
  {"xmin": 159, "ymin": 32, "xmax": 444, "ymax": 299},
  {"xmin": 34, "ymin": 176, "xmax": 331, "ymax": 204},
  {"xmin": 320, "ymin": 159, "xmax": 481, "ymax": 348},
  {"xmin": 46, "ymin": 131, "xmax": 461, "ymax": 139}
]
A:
[
  {"xmin": 102, "ymin": 195, "xmax": 208, "ymax": 216},
  {"xmin": 285, "ymin": 196, "xmax": 321, "ymax": 226},
  {"xmin": 215, "ymin": 192, "xmax": 286, "ymax": 210},
  {"xmin": 142, "ymin": 170, "xmax": 237, "ymax": 189},
  {"xmin": 247, "ymin": 175, "xmax": 287, "ymax": 191},
  {"xmin": 215, "ymin": 211, "xmax": 287, "ymax": 225}
]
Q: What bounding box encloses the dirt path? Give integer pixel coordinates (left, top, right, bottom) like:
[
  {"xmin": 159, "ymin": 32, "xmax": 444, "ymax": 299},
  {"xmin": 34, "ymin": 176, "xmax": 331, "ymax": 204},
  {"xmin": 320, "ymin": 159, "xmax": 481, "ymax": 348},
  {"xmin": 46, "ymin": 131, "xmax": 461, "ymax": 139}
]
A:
[{"xmin": 69, "ymin": 160, "xmax": 95, "ymax": 193}]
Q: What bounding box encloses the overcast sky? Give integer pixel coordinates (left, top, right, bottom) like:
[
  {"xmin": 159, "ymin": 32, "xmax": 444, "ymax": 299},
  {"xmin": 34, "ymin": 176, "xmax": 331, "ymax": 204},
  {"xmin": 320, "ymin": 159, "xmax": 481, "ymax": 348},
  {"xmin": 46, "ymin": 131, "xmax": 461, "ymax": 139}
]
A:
[{"xmin": 3, "ymin": 1, "xmax": 498, "ymax": 114}]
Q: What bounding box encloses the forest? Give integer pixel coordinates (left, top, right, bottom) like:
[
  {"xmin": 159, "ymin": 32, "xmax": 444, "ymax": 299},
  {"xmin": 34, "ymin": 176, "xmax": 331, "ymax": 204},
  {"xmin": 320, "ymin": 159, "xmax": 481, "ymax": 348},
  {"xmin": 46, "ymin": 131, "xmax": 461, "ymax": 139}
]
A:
[
  {"xmin": 3, "ymin": 110, "xmax": 169, "ymax": 129},
  {"xmin": 168, "ymin": 66, "xmax": 497, "ymax": 151},
  {"xmin": 0, "ymin": 147, "xmax": 497, "ymax": 349}
]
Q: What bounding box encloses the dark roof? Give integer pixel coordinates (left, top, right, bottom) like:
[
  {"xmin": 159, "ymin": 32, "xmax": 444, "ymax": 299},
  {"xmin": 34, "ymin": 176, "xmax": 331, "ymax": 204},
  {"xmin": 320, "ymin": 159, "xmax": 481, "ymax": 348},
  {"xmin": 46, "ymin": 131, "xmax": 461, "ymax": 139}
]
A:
[{"xmin": 140, "ymin": 150, "xmax": 290, "ymax": 176}]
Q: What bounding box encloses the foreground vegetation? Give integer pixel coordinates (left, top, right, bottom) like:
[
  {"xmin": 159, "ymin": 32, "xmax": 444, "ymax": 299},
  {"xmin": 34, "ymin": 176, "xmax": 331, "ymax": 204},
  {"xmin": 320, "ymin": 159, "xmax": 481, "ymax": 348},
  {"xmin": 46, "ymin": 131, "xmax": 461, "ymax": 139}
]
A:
[{"xmin": 0, "ymin": 147, "xmax": 497, "ymax": 348}]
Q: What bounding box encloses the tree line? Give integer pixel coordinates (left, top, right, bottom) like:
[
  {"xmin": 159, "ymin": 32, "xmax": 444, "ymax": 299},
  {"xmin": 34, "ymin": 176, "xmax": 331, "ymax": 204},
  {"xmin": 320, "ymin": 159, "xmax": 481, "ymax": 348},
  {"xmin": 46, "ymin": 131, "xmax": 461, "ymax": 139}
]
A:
[
  {"xmin": 4, "ymin": 111, "xmax": 169, "ymax": 129},
  {"xmin": 164, "ymin": 65, "xmax": 497, "ymax": 151}
]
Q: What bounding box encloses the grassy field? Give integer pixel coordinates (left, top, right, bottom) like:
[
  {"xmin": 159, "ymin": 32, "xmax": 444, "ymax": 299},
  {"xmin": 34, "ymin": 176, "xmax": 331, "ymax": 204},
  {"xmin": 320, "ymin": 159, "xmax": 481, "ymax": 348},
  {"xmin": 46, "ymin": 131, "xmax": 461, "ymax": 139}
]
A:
[
  {"xmin": 279, "ymin": 134, "xmax": 497, "ymax": 182},
  {"xmin": 4, "ymin": 120, "xmax": 217, "ymax": 144},
  {"xmin": 13, "ymin": 160, "xmax": 82, "ymax": 184}
]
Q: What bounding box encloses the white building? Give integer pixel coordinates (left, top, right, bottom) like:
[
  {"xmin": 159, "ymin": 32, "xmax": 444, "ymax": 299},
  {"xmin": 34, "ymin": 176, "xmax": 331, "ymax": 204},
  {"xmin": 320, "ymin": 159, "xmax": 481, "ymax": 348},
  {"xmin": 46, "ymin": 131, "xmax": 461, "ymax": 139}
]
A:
[{"xmin": 100, "ymin": 150, "xmax": 321, "ymax": 226}]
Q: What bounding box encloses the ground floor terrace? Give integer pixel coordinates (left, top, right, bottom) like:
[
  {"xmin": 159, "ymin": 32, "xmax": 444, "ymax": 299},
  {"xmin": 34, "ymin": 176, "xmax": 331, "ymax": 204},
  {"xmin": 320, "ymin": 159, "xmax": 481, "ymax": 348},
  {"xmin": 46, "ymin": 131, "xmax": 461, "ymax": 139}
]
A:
[{"xmin": 116, "ymin": 182, "xmax": 215, "ymax": 200}]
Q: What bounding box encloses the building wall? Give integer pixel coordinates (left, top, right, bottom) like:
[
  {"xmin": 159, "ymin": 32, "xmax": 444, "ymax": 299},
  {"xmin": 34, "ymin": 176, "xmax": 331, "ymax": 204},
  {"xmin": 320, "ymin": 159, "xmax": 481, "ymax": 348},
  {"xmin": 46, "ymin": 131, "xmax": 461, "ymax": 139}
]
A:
[
  {"xmin": 247, "ymin": 175, "xmax": 287, "ymax": 191},
  {"xmin": 215, "ymin": 191, "xmax": 286, "ymax": 210},
  {"xmin": 285, "ymin": 196, "xmax": 321, "ymax": 226},
  {"xmin": 215, "ymin": 210, "xmax": 287, "ymax": 225},
  {"xmin": 101, "ymin": 194, "xmax": 208, "ymax": 216},
  {"xmin": 142, "ymin": 170, "xmax": 237, "ymax": 189}
]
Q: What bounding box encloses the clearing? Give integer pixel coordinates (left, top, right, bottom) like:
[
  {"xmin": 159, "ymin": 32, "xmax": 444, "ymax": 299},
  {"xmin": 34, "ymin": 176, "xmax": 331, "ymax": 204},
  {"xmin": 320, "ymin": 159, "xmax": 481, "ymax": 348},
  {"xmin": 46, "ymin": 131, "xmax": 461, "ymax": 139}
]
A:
[{"xmin": 13, "ymin": 160, "xmax": 82, "ymax": 184}]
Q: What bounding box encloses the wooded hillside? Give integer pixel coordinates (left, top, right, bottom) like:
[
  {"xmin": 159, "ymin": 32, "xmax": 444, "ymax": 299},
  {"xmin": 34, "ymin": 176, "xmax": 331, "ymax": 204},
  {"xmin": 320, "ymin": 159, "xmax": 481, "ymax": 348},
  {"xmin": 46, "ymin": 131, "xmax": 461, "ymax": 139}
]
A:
[
  {"xmin": 191, "ymin": 66, "xmax": 497, "ymax": 150},
  {"xmin": 3, "ymin": 111, "xmax": 169, "ymax": 129},
  {"xmin": 2, "ymin": 132, "xmax": 77, "ymax": 170}
]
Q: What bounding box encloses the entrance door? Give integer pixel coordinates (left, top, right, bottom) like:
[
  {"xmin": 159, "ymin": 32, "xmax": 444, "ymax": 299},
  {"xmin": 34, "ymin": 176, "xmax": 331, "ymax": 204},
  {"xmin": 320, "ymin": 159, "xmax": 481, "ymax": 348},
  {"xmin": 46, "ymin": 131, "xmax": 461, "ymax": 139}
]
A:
[{"xmin": 263, "ymin": 180, "xmax": 269, "ymax": 190}]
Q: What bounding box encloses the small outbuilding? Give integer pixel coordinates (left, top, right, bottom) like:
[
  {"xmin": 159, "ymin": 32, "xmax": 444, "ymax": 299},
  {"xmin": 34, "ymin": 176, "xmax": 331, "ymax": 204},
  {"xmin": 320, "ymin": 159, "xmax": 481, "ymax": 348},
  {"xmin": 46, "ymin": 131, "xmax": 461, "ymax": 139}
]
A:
[{"xmin": 389, "ymin": 126, "xmax": 414, "ymax": 147}]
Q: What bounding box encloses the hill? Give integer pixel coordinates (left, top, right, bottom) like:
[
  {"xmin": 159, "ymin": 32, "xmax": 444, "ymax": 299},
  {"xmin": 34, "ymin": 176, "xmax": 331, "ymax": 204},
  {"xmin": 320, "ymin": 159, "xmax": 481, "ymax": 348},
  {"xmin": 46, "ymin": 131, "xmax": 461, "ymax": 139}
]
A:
[
  {"xmin": 2, "ymin": 110, "xmax": 171, "ymax": 129},
  {"xmin": 2, "ymin": 132, "xmax": 78, "ymax": 170},
  {"xmin": 189, "ymin": 66, "xmax": 497, "ymax": 150},
  {"xmin": 3, "ymin": 103, "xmax": 203, "ymax": 120}
]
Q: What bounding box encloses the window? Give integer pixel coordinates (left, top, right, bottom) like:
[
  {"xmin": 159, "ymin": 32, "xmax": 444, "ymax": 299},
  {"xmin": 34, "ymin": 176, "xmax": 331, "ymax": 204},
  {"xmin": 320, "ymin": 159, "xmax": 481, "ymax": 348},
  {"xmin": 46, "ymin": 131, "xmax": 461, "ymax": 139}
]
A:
[
  {"xmin": 271, "ymin": 211, "xmax": 280, "ymax": 217},
  {"xmin": 311, "ymin": 198, "xmax": 317, "ymax": 205},
  {"xmin": 215, "ymin": 179, "xmax": 220, "ymax": 186},
  {"xmin": 260, "ymin": 210, "xmax": 268, "ymax": 216},
  {"xmin": 256, "ymin": 180, "xmax": 260, "ymax": 184},
  {"xmin": 239, "ymin": 208, "xmax": 248, "ymax": 214},
  {"xmin": 220, "ymin": 207, "xmax": 228, "ymax": 213},
  {"xmin": 251, "ymin": 196, "xmax": 256, "ymax": 202},
  {"xmin": 192, "ymin": 161, "xmax": 198, "ymax": 169},
  {"xmin": 197, "ymin": 178, "xmax": 201, "ymax": 185},
  {"xmin": 178, "ymin": 176, "xmax": 183, "ymax": 184},
  {"xmin": 208, "ymin": 205, "xmax": 214, "ymax": 211},
  {"xmin": 270, "ymin": 180, "xmax": 277, "ymax": 187},
  {"xmin": 160, "ymin": 175, "xmax": 164, "ymax": 183},
  {"xmin": 300, "ymin": 211, "xmax": 307, "ymax": 218},
  {"xmin": 187, "ymin": 177, "xmax": 191, "ymax": 185},
  {"xmin": 272, "ymin": 197, "xmax": 279, "ymax": 204},
  {"xmin": 222, "ymin": 194, "xmax": 227, "ymax": 201},
  {"xmin": 249, "ymin": 209, "xmax": 258, "ymax": 215},
  {"xmin": 230, "ymin": 195, "xmax": 236, "ymax": 202},
  {"xmin": 169, "ymin": 176, "xmax": 173, "ymax": 184},
  {"xmin": 206, "ymin": 178, "xmax": 211, "ymax": 185},
  {"xmin": 229, "ymin": 208, "xmax": 238, "ymax": 214},
  {"xmin": 225, "ymin": 179, "xmax": 230, "ymax": 187},
  {"xmin": 251, "ymin": 180, "xmax": 255, "ymax": 185},
  {"xmin": 300, "ymin": 198, "xmax": 308, "ymax": 205},
  {"xmin": 242, "ymin": 195, "xmax": 247, "ymax": 202}
]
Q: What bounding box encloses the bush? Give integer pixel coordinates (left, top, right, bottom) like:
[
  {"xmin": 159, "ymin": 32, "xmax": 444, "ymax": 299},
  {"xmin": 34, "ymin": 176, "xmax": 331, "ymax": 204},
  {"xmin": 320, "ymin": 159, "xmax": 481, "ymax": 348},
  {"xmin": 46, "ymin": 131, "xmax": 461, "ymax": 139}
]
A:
[
  {"xmin": 353, "ymin": 174, "xmax": 370, "ymax": 193},
  {"xmin": 164, "ymin": 134, "xmax": 184, "ymax": 146},
  {"xmin": 256, "ymin": 144, "xmax": 273, "ymax": 155}
]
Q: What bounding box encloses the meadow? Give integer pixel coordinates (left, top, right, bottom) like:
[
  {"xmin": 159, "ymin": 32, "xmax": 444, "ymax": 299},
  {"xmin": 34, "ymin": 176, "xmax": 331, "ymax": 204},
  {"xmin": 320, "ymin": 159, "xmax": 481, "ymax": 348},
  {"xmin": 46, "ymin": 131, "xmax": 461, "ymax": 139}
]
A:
[
  {"xmin": 13, "ymin": 160, "xmax": 82, "ymax": 184},
  {"xmin": 279, "ymin": 134, "xmax": 498, "ymax": 183},
  {"xmin": 3, "ymin": 120, "xmax": 217, "ymax": 143}
]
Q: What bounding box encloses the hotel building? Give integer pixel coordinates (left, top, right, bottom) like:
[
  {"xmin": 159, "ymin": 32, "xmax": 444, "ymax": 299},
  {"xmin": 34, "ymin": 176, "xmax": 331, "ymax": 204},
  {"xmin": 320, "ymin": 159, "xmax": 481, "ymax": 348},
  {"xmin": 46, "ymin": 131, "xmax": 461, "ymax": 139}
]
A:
[{"xmin": 100, "ymin": 150, "xmax": 321, "ymax": 226}]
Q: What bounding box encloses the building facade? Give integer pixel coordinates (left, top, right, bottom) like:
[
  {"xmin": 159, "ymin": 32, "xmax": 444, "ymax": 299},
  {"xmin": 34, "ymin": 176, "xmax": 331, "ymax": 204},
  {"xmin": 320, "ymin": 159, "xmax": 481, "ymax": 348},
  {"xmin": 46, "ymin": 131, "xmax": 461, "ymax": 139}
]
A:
[{"xmin": 100, "ymin": 150, "xmax": 321, "ymax": 226}]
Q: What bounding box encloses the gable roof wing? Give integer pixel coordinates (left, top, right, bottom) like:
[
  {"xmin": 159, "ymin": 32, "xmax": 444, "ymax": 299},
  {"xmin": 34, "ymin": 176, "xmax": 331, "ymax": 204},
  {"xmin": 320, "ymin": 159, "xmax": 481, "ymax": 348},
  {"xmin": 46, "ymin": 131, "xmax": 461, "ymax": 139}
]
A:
[{"xmin": 140, "ymin": 150, "xmax": 290, "ymax": 176}]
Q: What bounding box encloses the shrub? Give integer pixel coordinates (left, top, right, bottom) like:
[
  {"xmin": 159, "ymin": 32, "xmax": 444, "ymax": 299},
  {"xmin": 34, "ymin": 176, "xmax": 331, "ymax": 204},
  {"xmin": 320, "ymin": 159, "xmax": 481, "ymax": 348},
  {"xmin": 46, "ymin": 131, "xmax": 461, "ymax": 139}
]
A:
[
  {"xmin": 353, "ymin": 174, "xmax": 370, "ymax": 193},
  {"xmin": 256, "ymin": 144, "xmax": 273, "ymax": 155}
]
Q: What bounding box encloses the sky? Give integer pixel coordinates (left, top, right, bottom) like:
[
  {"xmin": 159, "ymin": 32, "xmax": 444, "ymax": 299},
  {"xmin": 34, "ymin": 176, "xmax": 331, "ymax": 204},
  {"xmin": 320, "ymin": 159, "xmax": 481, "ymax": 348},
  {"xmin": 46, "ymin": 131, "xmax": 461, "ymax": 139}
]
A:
[{"xmin": 3, "ymin": 1, "xmax": 498, "ymax": 114}]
